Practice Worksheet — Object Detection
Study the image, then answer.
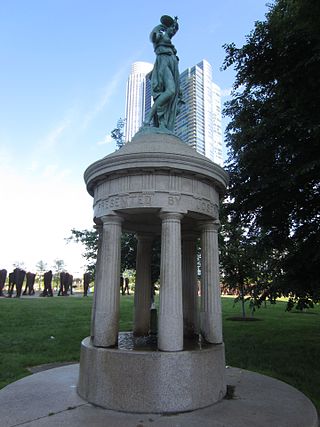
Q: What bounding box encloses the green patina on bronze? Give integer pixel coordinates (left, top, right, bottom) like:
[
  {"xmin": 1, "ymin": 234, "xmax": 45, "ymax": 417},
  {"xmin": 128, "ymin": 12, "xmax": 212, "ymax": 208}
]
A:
[{"xmin": 143, "ymin": 15, "xmax": 183, "ymax": 132}]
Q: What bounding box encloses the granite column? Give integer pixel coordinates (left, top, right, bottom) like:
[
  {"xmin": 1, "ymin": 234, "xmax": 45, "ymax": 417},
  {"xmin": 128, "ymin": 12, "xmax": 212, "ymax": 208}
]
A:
[
  {"xmin": 158, "ymin": 212, "xmax": 183, "ymax": 351},
  {"xmin": 182, "ymin": 232, "xmax": 199, "ymax": 337},
  {"xmin": 199, "ymin": 220, "xmax": 223, "ymax": 344},
  {"xmin": 134, "ymin": 233, "xmax": 154, "ymax": 336},
  {"xmin": 92, "ymin": 214, "xmax": 123, "ymax": 347}
]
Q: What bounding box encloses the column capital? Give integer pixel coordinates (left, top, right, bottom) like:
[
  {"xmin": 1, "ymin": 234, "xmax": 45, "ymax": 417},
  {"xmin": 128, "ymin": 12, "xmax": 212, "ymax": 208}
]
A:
[
  {"xmin": 198, "ymin": 219, "xmax": 220, "ymax": 232},
  {"xmin": 159, "ymin": 211, "xmax": 184, "ymax": 222},
  {"xmin": 101, "ymin": 214, "xmax": 124, "ymax": 226}
]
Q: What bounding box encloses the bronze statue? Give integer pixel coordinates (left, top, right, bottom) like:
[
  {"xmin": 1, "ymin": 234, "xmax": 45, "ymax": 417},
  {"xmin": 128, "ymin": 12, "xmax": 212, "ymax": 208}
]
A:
[{"xmin": 143, "ymin": 15, "xmax": 182, "ymax": 131}]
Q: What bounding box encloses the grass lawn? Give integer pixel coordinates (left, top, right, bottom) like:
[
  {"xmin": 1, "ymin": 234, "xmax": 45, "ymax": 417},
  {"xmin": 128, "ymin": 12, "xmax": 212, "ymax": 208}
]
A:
[{"xmin": 0, "ymin": 295, "xmax": 319, "ymax": 411}]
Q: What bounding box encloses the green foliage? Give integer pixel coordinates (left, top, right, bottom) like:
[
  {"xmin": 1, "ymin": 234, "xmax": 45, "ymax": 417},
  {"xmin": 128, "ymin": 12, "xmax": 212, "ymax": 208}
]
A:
[
  {"xmin": 68, "ymin": 228, "xmax": 137, "ymax": 274},
  {"xmin": 68, "ymin": 228, "xmax": 162, "ymax": 284},
  {"xmin": 151, "ymin": 237, "xmax": 161, "ymax": 285},
  {"xmin": 222, "ymin": 0, "xmax": 320, "ymax": 308},
  {"xmin": 220, "ymin": 203, "xmax": 280, "ymax": 317},
  {"xmin": 121, "ymin": 232, "xmax": 137, "ymax": 272},
  {"xmin": 36, "ymin": 260, "xmax": 47, "ymax": 273},
  {"xmin": 35, "ymin": 260, "xmax": 48, "ymax": 289},
  {"xmin": 52, "ymin": 259, "xmax": 65, "ymax": 273},
  {"xmin": 67, "ymin": 228, "xmax": 98, "ymax": 275},
  {"xmin": 52, "ymin": 259, "xmax": 66, "ymax": 287},
  {"xmin": 111, "ymin": 117, "xmax": 126, "ymax": 149}
]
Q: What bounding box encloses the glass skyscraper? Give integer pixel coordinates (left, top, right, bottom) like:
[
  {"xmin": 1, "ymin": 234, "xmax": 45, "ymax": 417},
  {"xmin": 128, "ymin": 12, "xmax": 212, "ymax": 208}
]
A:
[
  {"xmin": 175, "ymin": 60, "xmax": 223, "ymax": 165},
  {"xmin": 124, "ymin": 59, "xmax": 223, "ymax": 165},
  {"xmin": 124, "ymin": 61, "xmax": 153, "ymax": 142}
]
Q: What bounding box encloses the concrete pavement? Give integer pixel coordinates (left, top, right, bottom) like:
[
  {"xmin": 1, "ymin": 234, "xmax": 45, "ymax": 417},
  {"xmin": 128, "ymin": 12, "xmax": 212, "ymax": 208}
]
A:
[{"xmin": 0, "ymin": 364, "xmax": 318, "ymax": 426}]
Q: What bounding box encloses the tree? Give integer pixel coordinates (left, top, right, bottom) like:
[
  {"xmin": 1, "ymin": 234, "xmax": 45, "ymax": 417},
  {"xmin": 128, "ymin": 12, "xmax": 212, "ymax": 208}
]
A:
[
  {"xmin": 68, "ymin": 228, "xmax": 161, "ymax": 285},
  {"xmin": 67, "ymin": 229, "xmax": 98, "ymax": 276},
  {"xmin": 36, "ymin": 260, "xmax": 47, "ymax": 291},
  {"xmin": 111, "ymin": 118, "xmax": 126, "ymax": 149},
  {"xmin": 220, "ymin": 204, "xmax": 281, "ymax": 317},
  {"xmin": 12, "ymin": 261, "xmax": 26, "ymax": 270},
  {"xmin": 67, "ymin": 228, "xmax": 138, "ymax": 277},
  {"xmin": 52, "ymin": 259, "xmax": 66, "ymax": 290},
  {"xmin": 222, "ymin": 0, "xmax": 320, "ymax": 308}
]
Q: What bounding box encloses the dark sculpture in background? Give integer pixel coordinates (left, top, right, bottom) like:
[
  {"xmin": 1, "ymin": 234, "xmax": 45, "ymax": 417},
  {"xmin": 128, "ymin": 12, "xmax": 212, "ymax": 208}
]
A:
[
  {"xmin": 0, "ymin": 267, "xmax": 80, "ymax": 297},
  {"xmin": 58, "ymin": 271, "xmax": 74, "ymax": 296},
  {"xmin": 23, "ymin": 272, "xmax": 36, "ymax": 295},
  {"xmin": 0, "ymin": 269, "xmax": 7, "ymax": 296},
  {"xmin": 83, "ymin": 272, "xmax": 92, "ymax": 297},
  {"xmin": 8, "ymin": 268, "xmax": 26, "ymax": 298},
  {"xmin": 40, "ymin": 270, "xmax": 53, "ymax": 297},
  {"xmin": 143, "ymin": 15, "xmax": 182, "ymax": 131}
]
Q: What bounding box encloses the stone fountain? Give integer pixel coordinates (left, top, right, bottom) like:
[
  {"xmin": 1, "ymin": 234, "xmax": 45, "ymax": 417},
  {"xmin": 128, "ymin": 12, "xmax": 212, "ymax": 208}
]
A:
[
  {"xmin": 78, "ymin": 14, "xmax": 229, "ymax": 414},
  {"xmin": 77, "ymin": 129, "xmax": 228, "ymax": 412}
]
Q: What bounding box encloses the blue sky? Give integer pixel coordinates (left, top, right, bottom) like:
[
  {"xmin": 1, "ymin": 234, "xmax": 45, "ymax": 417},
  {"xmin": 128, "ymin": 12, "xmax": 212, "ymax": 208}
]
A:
[{"xmin": 0, "ymin": 0, "xmax": 272, "ymax": 275}]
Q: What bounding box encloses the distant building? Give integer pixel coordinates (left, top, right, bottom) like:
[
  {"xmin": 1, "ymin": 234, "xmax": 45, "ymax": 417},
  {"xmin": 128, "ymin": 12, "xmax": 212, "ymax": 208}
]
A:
[
  {"xmin": 124, "ymin": 61, "xmax": 153, "ymax": 142},
  {"xmin": 175, "ymin": 60, "xmax": 223, "ymax": 166},
  {"xmin": 124, "ymin": 59, "xmax": 223, "ymax": 165}
]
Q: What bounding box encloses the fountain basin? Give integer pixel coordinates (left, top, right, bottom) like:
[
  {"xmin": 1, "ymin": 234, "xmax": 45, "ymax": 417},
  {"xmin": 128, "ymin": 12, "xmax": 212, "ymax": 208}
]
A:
[{"xmin": 78, "ymin": 335, "xmax": 226, "ymax": 413}]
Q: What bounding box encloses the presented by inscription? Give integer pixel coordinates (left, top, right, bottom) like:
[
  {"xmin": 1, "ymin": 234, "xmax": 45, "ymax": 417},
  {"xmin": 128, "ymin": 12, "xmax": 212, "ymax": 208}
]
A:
[
  {"xmin": 96, "ymin": 193, "xmax": 154, "ymax": 210},
  {"xmin": 94, "ymin": 192, "xmax": 219, "ymax": 218}
]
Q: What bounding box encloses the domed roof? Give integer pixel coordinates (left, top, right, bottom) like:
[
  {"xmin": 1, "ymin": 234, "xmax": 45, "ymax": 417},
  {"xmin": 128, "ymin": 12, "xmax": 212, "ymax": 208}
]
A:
[{"xmin": 84, "ymin": 131, "xmax": 228, "ymax": 196}]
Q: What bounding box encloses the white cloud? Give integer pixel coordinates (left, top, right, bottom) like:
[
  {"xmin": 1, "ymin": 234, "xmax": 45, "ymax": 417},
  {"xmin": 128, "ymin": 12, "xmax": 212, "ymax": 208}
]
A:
[
  {"xmin": 97, "ymin": 134, "xmax": 113, "ymax": 146},
  {"xmin": 27, "ymin": 160, "xmax": 39, "ymax": 172},
  {"xmin": 0, "ymin": 144, "xmax": 12, "ymax": 166},
  {"xmin": 41, "ymin": 164, "xmax": 72, "ymax": 182},
  {"xmin": 81, "ymin": 65, "xmax": 128, "ymax": 130},
  {"xmin": 41, "ymin": 119, "xmax": 71, "ymax": 150},
  {"xmin": 0, "ymin": 162, "xmax": 93, "ymax": 275}
]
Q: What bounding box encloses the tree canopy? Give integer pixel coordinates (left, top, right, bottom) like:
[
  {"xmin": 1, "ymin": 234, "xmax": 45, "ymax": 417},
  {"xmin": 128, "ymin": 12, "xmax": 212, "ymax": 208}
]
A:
[
  {"xmin": 68, "ymin": 228, "xmax": 161, "ymax": 284},
  {"xmin": 111, "ymin": 118, "xmax": 126, "ymax": 149},
  {"xmin": 222, "ymin": 0, "xmax": 320, "ymax": 307}
]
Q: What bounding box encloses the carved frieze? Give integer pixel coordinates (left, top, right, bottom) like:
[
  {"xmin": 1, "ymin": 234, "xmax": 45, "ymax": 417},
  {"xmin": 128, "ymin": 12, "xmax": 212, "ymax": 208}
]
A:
[{"xmin": 93, "ymin": 171, "xmax": 219, "ymax": 220}]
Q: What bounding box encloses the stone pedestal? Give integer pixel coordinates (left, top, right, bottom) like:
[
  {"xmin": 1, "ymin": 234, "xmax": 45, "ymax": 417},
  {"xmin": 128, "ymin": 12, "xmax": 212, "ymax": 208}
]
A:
[{"xmin": 78, "ymin": 336, "xmax": 226, "ymax": 413}]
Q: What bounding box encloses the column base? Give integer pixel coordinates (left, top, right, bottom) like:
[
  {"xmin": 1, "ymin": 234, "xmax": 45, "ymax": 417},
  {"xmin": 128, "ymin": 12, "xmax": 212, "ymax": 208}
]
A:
[
  {"xmin": 158, "ymin": 314, "xmax": 183, "ymax": 351},
  {"xmin": 78, "ymin": 335, "xmax": 226, "ymax": 413},
  {"xmin": 200, "ymin": 313, "xmax": 223, "ymax": 344}
]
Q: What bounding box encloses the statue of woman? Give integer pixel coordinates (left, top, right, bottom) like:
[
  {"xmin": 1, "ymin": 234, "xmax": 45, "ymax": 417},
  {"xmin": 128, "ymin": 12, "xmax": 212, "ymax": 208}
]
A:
[{"xmin": 144, "ymin": 15, "xmax": 182, "ymax": 131}]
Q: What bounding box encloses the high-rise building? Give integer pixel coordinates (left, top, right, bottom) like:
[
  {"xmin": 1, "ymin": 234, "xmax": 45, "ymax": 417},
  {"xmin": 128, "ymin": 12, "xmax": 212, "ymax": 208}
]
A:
[
  {"xmin": 175, "ymin": 60, "xmax": 223, "ymax": 166},
  {"xmin": 124, "ymin": 61, "xmax": 153, "ymax": 142},
  {"xmin": 124, "ymin": 59, "xmax": 223, "ymax": 165}
]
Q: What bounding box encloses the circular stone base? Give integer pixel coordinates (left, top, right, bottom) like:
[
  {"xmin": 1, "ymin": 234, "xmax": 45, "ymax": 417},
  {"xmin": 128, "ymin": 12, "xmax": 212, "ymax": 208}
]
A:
[
  {"xmin": 0, "ymin": 364, "xmax": 318, "ymax": 427},
  {"xmin": 78, "ymin": 336, "xmax": 226, "ymax": 413}
]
